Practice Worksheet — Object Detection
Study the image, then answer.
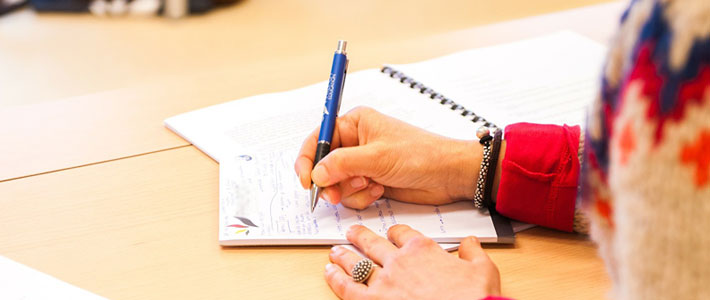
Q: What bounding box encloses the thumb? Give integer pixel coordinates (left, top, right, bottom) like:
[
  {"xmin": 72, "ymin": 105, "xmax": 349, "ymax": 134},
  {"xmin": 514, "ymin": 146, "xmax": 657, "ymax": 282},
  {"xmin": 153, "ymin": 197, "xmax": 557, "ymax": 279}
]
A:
[{"xmin": 311, "ymin": 145, "xmax": 382, "ymax": 187}]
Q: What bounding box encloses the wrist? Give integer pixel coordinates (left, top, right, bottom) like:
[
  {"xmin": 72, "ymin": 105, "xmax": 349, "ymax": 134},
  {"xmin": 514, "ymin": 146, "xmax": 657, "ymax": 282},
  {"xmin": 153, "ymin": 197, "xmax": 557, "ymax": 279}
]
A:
[
  {"xmin": 443, "ymin": 139, "xmax": 481, "ymax": 201},
  {"xmin": 443, "ymin": 138, "xmax": 506, "ymax": 204}
]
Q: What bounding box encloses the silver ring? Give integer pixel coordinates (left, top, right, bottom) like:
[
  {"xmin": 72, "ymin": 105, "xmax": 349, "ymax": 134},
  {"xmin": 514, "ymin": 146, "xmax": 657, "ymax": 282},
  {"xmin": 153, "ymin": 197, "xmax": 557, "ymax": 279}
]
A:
[{"xmin": 351, "ymin": 258, "xmax": 375, "ymax": 283}]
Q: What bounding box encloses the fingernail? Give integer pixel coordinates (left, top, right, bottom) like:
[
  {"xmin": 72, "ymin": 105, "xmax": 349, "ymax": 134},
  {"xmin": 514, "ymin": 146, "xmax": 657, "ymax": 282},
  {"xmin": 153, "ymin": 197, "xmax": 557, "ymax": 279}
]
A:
[
  {"xmin": 325, "ymin": 263, "xmax": 337, "ymax": 273},
  {"xmin": 350, "ymin": 177, "xmax": 366, "ymax": 189},
  {"xmin": 346, "ymin": 225, "xmax": 358, "ymax": 235},
  {"xmin": 370, "ymin": 184, "xmax": 384, "ymax": 197},
  {"xmin": 331, "ymin": 245, "xmax": 342, "ymax": 253},
  {"xmin": 312, "ymin": 165, "xmax": 328, "ymax": 184}
]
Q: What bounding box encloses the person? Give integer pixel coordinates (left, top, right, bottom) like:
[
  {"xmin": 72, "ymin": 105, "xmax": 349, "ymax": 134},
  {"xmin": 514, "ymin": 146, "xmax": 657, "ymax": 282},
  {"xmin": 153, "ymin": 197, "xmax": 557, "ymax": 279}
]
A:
[{"xmin": 294, "ymin": 0, "xmax": 710, "ymax": 298}]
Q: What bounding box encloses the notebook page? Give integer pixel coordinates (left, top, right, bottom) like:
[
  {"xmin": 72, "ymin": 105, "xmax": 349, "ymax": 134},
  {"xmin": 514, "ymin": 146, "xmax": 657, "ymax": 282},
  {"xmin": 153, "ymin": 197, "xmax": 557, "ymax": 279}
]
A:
[
  {"xmin": 0, "ymin": 256, "xmax": 107, "ymax": 300},
  {"xmin": 165, "ymin": 68, "xmax": 478, "ymax": 162},
  {"xmin": 218, "ymin": 150, "xmax": 498, "ymax": 245},
  {"xmin": 388, "ymin": 31, "xmax": 606, "ymax": 129}
]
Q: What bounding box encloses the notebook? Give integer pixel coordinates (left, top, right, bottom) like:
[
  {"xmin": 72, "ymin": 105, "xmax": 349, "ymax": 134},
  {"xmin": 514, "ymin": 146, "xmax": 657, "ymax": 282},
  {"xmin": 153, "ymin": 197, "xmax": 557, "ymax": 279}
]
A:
[{"xmin": 164, "ymin": 31, "xmax": 606, "ymax": 246}]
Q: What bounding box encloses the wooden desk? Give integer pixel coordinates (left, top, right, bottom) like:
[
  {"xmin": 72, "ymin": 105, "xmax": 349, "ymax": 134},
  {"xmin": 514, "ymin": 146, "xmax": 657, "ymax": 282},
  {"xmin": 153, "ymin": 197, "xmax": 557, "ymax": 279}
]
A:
[
  {"xmin": 0, "ymin": 1, "xmax": 622, "ymax": 299},
  {"xmin": 0, "ymin": 1, "xmax": 624, "ymax": 182},
  {"xmin": 0, "ymin": 146, "xmax": 609, "ymax": 299},
  {"xmin": 1, "ymin": 0, "xmax": 616, "ymax": 106}
]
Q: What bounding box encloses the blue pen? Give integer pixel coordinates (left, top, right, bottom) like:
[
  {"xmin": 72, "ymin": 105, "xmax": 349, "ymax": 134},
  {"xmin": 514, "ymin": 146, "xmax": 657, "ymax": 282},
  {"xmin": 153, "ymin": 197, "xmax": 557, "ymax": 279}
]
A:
[{"xmin": 311, "ymin": 40, "xmax": 349, "ymax": 212}]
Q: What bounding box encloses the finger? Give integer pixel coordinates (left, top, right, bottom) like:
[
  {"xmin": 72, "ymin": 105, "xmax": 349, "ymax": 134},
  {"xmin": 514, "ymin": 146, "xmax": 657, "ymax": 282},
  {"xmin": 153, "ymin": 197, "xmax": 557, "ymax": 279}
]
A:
[
  {"xmin": 346, "ymin": 225, "xmax": 397, "ymax": 266},
  {"xmin": 296, "ymin": 107, "xmax": 369, "ymax": 189},
  {"xmin": 322, "ymin": 180, "xmax": 381, "ymax": 208},
  {"xmin": 320, "ymin": 186, "xmax": 342, "ymax": 205},
  {"xmin": 311, "ymin": 145, "xmax": 382, "ymax": 187},
  {"xmin": 295, "ymin": 155, "xmax": 314, "ymax": 190},
  {"xmin": 341, "ymin": 182, "xmax": 385, "ymax": 210},
  {"xmin": 458, "ymin": 236, "xmax": 487, "ymax": 262},
  {"xmin": 295, "ymin": 124, "xmax": 346, "ymax": 189},
  {"xmin": 325, "ymin": 177, "xmax": 372, "ymax": 206},
  {"xmin": 387, "ymin": 224, "xmax": 430, "ymax": 248},
  {"xmin": 325, "ymin": 263, "xmax": 368, "ymax": 300},
  {"xmin": 329, "ymin": 246, "xmax": 369, "ymax": 276},
  {"xmin": 340, "ymin": 176, "xmax": 370, "ymax": 199},
  {"xmin": 329, "ymin": 246, "xmax": 382, "ymax": 285},
  {"xmin": 295, "ymin": 126, "xmax": 322, "ymax": 189}
]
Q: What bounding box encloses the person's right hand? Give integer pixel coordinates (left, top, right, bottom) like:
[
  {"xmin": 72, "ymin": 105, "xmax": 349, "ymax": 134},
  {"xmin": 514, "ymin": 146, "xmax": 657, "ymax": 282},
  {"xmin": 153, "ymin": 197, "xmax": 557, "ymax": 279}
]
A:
[{"xmin": 294, "ymin": 106, "xmax": 483, "ymax": 209}]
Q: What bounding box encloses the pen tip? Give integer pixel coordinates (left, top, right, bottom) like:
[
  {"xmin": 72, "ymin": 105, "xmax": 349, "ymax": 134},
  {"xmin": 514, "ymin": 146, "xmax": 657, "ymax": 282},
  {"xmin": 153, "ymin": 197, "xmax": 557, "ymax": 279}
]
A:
[{"xmin": 310, "ymin": 186, "xmax": 320, "ymax": 212}]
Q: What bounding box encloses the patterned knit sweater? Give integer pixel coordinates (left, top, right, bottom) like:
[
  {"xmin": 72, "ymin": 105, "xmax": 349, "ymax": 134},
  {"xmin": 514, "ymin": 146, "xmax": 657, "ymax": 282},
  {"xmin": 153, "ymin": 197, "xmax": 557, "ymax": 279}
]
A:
[
  {"xmin": 492, "ymin": 0, "xmax": 710, "ymax": 298},
  {"xmin": 582, "ymin": 0, "xmax": 710, "ymax": 298}
]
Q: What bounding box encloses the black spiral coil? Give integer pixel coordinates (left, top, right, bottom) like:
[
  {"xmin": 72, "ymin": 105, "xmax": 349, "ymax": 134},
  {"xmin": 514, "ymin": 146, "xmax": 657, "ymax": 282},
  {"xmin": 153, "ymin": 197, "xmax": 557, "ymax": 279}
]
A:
[{"xmin": 380, "ymin": 66, "xmax": 498, "ymax": 131}]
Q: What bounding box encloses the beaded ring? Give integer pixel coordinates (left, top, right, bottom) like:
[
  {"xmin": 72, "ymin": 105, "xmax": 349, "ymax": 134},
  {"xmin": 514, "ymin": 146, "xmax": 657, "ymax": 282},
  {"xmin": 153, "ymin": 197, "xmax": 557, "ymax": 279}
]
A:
[{"xmin": 351, "ymin": 258, "xmax": 375, "ymax": 283}]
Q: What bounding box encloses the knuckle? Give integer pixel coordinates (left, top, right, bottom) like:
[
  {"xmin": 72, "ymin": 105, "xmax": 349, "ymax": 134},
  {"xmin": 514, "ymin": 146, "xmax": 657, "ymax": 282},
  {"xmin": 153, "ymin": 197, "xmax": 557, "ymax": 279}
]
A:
[
  {"xmin": 386, "ymin": 224, "xmax": 411, "ymax": 240},
  {"xmin": 353, "ymin": 105, "xmax": 374, "ymax": 114},
  {"xmin": 388, "ymin": 224, "xmax": 409, "ymax": 234},
  {"xmin": 408, "ymin": 235, "xmax": 435, "ymax": 248},
  {"xmin": 387, "ymin": 254, "xmax": 407, "ymax": 270},
  {"xmin": 328, "ymin": 252, "xmax": 338, "ymax": 263},
  {"xmin": 327, "ymin": 149, "xmax": 345, "ymax": 169},
  {"xmin": 374, "ymin": 269, "xmax": 393, "ymax": 285},
  {"xmin": 348, "ymin": 106, "xmax": 365, "ymax": 117},
  {"xmin": 366, "ymin": 243, "xmax": 385, "ymax": 256},
  {"xmin": 329, "ymin": 248, "xmax": 344, "ymax": 261},
  {"xmin": 386, "ymin": 224, "xmax": 404, "ymax": 239}
]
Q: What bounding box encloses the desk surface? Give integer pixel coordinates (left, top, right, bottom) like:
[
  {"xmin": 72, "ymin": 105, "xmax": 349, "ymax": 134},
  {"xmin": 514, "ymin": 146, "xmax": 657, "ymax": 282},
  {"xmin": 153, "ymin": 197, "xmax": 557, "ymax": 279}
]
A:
[
  {"xmin": 0, "ymin": 146, "xmax": 609, "ymax": 299},
  {"xmin": 0, "ymin": 1, "xmax": 624, "ymax": 182},
  {"xmin": 0, "ymin": 1, "xmax": 622, "ymax": 299}
]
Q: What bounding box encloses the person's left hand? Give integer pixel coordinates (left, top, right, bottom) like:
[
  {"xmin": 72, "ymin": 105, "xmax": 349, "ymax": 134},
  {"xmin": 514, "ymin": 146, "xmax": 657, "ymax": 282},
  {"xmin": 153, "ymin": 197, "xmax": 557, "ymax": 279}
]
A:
[{"xmin": 325, "ymin": 224, "xmax": 501, "ymax": 300}]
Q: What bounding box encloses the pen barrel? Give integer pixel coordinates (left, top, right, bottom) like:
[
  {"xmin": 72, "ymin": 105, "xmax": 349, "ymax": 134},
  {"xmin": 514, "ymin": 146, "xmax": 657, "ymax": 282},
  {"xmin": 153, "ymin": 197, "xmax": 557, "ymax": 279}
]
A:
[
  {"xmin": 313, "ymin": 142, "xmax": 331, "ymax": 166},
  {"xmin": 317, "ymin": 52, "xmax": 348, "ymax": 144}
]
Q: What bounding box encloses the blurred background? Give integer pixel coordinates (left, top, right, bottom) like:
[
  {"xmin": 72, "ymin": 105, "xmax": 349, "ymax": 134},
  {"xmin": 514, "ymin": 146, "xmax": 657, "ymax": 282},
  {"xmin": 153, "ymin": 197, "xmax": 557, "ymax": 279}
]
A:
[{"xmin": 0, "ymin": 0, "xmax": 614, "ymax": 108}]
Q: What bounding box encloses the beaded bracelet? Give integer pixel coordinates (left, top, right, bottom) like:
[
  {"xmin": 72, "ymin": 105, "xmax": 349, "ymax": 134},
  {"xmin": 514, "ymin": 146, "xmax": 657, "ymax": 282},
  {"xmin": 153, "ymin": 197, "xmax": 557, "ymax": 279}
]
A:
[{"xmin": 474, "ymin": 126, "xmax": 494, "ymax": 208}]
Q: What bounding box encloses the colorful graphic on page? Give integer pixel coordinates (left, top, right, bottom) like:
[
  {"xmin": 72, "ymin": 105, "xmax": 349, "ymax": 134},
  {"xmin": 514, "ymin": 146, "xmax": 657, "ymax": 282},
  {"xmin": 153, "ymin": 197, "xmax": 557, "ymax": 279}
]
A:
[{"xmin": 227, "ymin": 216, "xmax": 259, "ymax": 236}]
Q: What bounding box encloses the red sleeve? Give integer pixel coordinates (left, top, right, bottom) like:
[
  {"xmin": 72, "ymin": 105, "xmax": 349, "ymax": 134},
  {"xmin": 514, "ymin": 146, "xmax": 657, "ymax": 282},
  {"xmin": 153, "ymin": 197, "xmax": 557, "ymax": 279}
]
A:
[{"xmin": 495, "ymin": 123, "xmax": 581, "ymax": 232}]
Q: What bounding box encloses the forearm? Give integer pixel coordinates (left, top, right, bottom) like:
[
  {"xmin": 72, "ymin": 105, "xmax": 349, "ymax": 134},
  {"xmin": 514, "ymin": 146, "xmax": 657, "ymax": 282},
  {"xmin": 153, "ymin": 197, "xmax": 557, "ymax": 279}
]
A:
[{"xmin": 448, "ymin": 124, "xmax": 581, "ymax": 232}]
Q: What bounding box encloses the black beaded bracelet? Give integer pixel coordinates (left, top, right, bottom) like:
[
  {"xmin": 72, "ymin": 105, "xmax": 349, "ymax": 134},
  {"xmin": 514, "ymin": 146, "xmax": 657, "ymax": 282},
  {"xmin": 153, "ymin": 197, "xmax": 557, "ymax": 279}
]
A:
[{"xmin": 474, "ymin": 126, "xmax": 494, "ymax": 208}]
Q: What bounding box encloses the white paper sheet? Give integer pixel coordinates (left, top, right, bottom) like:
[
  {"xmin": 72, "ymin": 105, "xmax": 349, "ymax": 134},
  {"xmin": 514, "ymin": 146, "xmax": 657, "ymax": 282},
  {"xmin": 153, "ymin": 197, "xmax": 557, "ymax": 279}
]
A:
[
  {"xmin": 389, "ymin": 30, "xmax": 606, "ymax": 129},
  {"xmin": 218, "ymin": 151, "xmax": 499, "ymax": 245},
  {"xmin": 165, "ymin": 69, "xmax": 479, "ymax": 163},
  {"xmin": 0, "ymin": 255, "xmax": 107, "ymax": 300}
]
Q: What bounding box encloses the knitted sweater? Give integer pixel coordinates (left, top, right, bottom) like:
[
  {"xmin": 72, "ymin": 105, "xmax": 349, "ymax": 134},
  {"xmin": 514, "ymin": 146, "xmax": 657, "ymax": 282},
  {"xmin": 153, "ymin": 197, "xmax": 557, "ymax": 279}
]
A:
[
  {"xmin": 494, "ymin": 0, "xmax": 710, "ymax": 298},
  {"xmin": 583, "ymin": 0, "xmax": 710, "ymax": 298}
]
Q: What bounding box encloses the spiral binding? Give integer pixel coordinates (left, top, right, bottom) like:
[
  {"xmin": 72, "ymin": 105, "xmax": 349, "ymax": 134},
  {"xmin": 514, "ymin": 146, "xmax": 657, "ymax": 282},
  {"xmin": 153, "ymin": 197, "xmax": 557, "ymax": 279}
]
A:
[{"xmin": 380, "ymin": 66, "xmax": 498, "ymax": 131}]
